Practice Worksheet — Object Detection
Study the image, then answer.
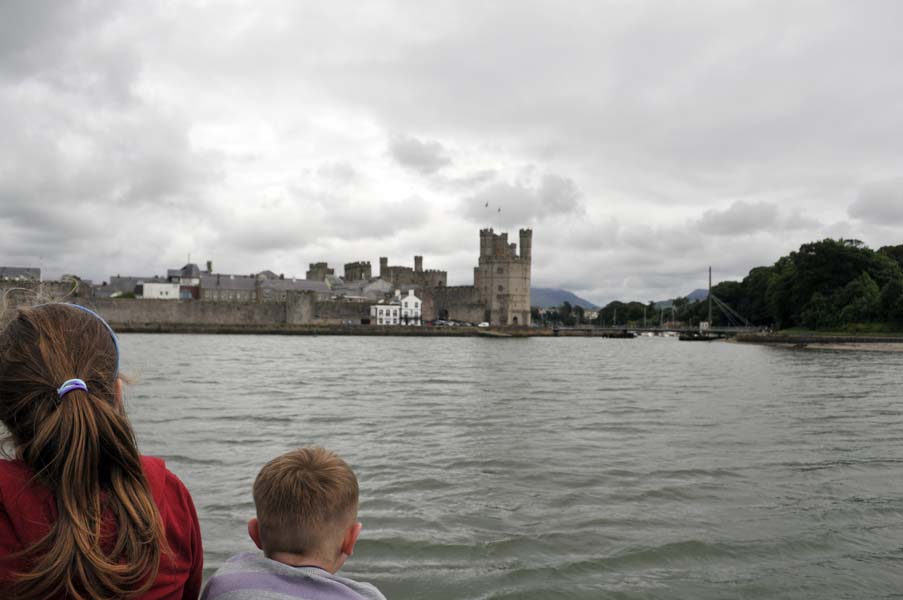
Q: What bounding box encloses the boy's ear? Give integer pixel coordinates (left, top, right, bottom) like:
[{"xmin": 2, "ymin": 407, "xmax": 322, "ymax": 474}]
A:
[
  {"xmin": 341, "ymin": 521, "xmax": 363, "ymax": 558},
  {"xmin": 248, "ymin": 518, "xmax": 263, "ymax": 550}
]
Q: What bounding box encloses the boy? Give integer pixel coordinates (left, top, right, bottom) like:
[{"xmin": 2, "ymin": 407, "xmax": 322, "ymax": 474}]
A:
[{"xmin": 202, "ymin": 447, "xmax": 386, "ymax": 600}]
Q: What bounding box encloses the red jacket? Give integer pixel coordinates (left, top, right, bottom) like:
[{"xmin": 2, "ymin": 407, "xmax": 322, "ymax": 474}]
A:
[{"xmin": 0, "ymin": 456, "xmax": 203, "ymax": 599}]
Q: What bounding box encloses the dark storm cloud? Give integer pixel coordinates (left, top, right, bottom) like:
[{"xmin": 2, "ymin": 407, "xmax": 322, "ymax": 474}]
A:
[
  {"xmin": 848, "ymin": 178, "xmax": 903, "ymax": 225},
  {"xmin": 388, "ymin": 135, "xmax": 452, "ymax": 175}
]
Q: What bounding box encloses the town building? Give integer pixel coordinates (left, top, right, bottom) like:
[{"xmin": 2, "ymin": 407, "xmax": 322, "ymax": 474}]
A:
[
  {"xmin": 167, "ymin": 263, "xmax": 202, "ymax": 299},
  {"xmin": 96, "ymin": 275, "xmax": 165, "ymax": 298},
  {"xmin": 369, "ymin": 290, "xmax": 422, "ymax": 326},
  {"xmin": 370, "ymin": 301, "xmax": 400, "ymax": 325},
  {"xmin": 0, "ymin": 266, "xmax": 41, "ymax": 281},
  {"xmin": 199, "ymin": 273, "xmax": 256, "ymax": 302},
  {"xmin": 397, "ymin": 289, "xmax": 422, "ymax": 325},
  {"xmin": 332, "ymin": 277, "xmax": 393, "ymax": 301},
  {"xmin": 141, "ymin": 281, "xmax": 180, "ymax": 299},
  {"xmin": 257, "ymin": 278, "xmax": 330, "ymax": 302}
]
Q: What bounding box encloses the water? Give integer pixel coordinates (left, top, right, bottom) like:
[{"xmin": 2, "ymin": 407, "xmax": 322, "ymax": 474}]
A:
[{"xmin": 121, "ymin": 334, "xmax": 903, "ymax": 599}]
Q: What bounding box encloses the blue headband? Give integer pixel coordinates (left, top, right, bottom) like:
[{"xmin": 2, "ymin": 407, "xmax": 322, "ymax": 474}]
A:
[
  {"xmin": 33, "ymin": 303, "xmax": 121, "ymax": 377},
  {"xmin": 58, "ymin": 378, "xmax": 88, "ymax": 398}
]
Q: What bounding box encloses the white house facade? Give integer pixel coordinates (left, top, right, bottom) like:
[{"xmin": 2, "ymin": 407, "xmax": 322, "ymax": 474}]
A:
[
  {"xmin": 370, "ymin": 302, "xmax": 401, "ymax": 325},
  {"xmin": 141, "ymin": 282, "xmax": 180, "ymax": 299},
  {"xmin": 371, "ymin": 290, "xmax": 422, "ymax": 326},
  {"xmin": 398, "ymin": 289, "xmax": 422, "ymax": 325}
]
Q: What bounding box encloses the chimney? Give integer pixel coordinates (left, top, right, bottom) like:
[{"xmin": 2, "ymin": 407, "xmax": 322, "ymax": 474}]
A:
[{"xmin": 206, "ymin": 260, "xmax": 213, "ymax": 273}]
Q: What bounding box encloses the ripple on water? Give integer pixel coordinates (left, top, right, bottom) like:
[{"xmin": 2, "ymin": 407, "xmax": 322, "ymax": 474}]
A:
[{"xmin": 120, "ymin": 334, "xmax": 903, "ymax": 599}]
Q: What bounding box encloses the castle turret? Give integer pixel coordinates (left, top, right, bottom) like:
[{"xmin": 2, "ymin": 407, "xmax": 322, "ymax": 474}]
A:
[
  {"xmin": 414, "ymin": 256, "xmax": 423, "ymax": 272},
  {"xmin": 519, "ymin": 228, "xmax": 532, "ymax": 260},
  {"xmin": 379, "ymin": 257, "xmax": 388, "ymax": 278},
  {"xmin": 480, "ymin": 228, "xmax": 494, "ymax": 259}
]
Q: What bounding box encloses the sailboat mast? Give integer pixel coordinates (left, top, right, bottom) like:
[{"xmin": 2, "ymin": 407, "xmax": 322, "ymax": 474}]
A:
[{"xmin": 708, "ymin": 266, "xmax": 713, "ymax": 325}]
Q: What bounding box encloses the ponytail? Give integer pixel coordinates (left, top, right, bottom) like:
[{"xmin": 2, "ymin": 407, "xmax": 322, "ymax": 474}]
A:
[{"xmin": 0, "ymin": 304, "xmax": 166, "ymax": 599}]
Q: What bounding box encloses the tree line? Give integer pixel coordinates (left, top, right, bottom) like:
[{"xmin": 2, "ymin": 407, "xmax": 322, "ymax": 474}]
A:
[{"xmin": 533, "ymin": 239, "xmax": 903, "ymax": 330}]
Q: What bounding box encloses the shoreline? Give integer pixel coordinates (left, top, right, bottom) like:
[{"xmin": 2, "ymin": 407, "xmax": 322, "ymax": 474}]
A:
[
  {"xmin": 110, "ymin": 322, "xmax": 547, "ymax": 337},
  {"xmin": 734, "ymin": 333, "xmax": 903, "ymax": 352}
]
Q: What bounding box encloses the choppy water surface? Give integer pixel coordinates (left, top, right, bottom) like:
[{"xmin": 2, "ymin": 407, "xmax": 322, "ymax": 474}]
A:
[{"xmin": 122, "ymin": 335, "xmax": 903, "ymax": 599}]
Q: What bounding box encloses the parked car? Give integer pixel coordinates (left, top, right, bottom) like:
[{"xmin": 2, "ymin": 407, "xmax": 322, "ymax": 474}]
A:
[{"xmin": 477, "ymin": 322, "xmax": 490, "ymax": 328}]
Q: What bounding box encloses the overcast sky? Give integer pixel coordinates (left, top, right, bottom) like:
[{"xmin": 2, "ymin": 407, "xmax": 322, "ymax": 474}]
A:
[{"xmin": 3, "ymin": 1, "xmax": 903, "ymax": 304}]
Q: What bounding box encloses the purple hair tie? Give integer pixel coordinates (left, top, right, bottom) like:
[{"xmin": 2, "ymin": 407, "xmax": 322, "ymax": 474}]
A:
[{"xmin": 57, "ymin": 378, "xmax": 88, "ymax": 399}]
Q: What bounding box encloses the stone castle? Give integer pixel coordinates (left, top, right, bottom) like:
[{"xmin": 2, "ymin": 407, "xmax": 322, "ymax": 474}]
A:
[
  {"xmin": 421, "ymin": 228, "xmax": 532, "ymax": 326},
  {"xmin": 1, "ymin": 227, "xmax": 533, "ymax": 328}
]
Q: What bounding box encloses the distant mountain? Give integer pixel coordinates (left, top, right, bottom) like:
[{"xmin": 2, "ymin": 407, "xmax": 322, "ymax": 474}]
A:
[
  {"xmin": 531, "ymin": 288, "xmax": 599, "ymax": 310},
  {"xmin": 687, "ymin": 288, "xmax": 709, "ymax": 301},
  {"xmin": 655, "ymin": 288, "xmax": 708, "ymax": 309}
]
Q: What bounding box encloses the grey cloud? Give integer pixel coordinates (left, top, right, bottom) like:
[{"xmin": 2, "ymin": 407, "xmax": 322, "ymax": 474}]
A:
[
  {"xmin": 1, "ymin": 1, "xmax": 895, "ymax": 302},
  {"xmin": 463, "ymin": 173, "xmax": 583, "ymax": 226},
  {"xmin": 317, "ymin": 162, "xmax": 359, "ymax": 185},
  {"xmin": 697, "ymin": 201, "xmax": 780, "ymax": 236},
  {"xmin": 432, "ymin": 169, "xmax": 498, "ymax": 191},
  {"xmin": 388, "ymin": 135, "xmax": 451, "ymax": 175},
  {"xmin": 849, "ymin": 179, "xmax": 903, "ymax": 224},
  {"xmin": 226, "ymin": 193, "xmax": 430, "ymax": 253}
]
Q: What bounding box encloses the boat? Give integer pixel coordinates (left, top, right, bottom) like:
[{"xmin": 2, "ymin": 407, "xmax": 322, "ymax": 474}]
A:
[{"xmin": 678, "ymin": 331, "xmax": 719, "ymax": 341}]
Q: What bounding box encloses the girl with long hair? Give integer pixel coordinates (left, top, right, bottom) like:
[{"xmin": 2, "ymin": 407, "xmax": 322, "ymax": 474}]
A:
[{"xmin": 0, "ymin": 303, "xmax": 203, "ymax": 599}]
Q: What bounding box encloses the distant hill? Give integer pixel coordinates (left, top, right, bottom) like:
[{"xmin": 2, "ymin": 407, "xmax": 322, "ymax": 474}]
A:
[
  {"xmin": 655, "ymin": 288, "xmax": 708, "ymax": 309},
  {"xmin": 531, "ymin": 288, "xmax": 599, "ymax": 310}
]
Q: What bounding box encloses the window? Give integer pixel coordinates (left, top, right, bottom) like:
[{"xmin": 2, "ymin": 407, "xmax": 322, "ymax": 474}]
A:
[{"xmin": 498, "ymin": 285, "xmax": 503, "ymax": 292}]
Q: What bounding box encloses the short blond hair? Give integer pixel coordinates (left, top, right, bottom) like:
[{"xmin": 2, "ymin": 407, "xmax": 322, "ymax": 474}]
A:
[{"xmin": 253, "ymin": 447, "xmax": 359, "ymax": 556}]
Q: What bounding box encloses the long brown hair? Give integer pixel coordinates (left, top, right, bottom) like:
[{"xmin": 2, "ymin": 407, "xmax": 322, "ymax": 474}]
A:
[{"xmin": 0, "ymin": 304, "xmax": 165, "ymax": 599}]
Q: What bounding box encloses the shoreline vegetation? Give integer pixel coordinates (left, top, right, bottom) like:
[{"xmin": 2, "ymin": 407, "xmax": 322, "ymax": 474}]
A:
[
  {"xmin": 570, "ymin": 238, "xmax": 903, "ymax": 334},
  {"xmin": 109, "ymin": 322, "xmax": 903, "ymax": 350}
]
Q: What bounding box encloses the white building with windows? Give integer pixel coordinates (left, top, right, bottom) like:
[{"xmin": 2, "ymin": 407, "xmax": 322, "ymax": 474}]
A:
[
  {"xmin": 370, "ymin": 290, "xmax": 422, "ymax": 326},
  {"xmin": 141, "ymin": 282, "xmax": 180, "ymax": 299},
  {"xmin": 398, "ymin": 289, "xmax": 422, "ymax": 325},
  {"xmin": 371, "ymin": 301, "xmax": 401, "ymax": 325}
]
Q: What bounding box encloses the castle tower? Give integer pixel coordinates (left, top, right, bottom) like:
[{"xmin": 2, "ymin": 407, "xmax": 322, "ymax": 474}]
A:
[
  {"xmin": 472, "ymin": 228, "xmax": 532, "ymax": 326},
  {"xmin": 519, "ymin": 229, "xmax": 532, "ymax": 260},
  {"xmin": 379, "ymin": 257, "xmax": 388, "ymax": 279},
  {"xmin": 414, "ymin": 256, "xmax": 423, "ymax": 272}
]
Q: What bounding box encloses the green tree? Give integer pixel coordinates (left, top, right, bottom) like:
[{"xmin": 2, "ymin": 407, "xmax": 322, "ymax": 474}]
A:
[
  {"xmin": 881, "ymin": 278, "xmax": 903, "ymax": 321},
  {"xmin": 574, "ymin": 305, "xmax": 585, "ymax": 325},
  {"xmin": 559, "ymin": 302, "xmax": 575, "ymax": 326},
  {"xmin": 800, "ymin": 292, "xmax": 834, "ymax": 329},
  {"xmin": 837, "ymin": 272, "xmax": 881, "ymax": 324},
  {"xmin": 879, "ymin": 244, "xmax": 903, "ymax": 270}
]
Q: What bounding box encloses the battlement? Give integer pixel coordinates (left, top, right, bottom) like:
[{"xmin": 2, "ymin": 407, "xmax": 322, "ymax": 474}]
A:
[
  {"xmin": 306, "ymin": 262, "xmax": 334, "ymax": 281},
  {"xmin": 479, "ymin": 227, "xmax": 532, "ymax": 260},
  {"xmin": 343, "ymin": 261, "xmax": 372, "ymax": 281}
]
